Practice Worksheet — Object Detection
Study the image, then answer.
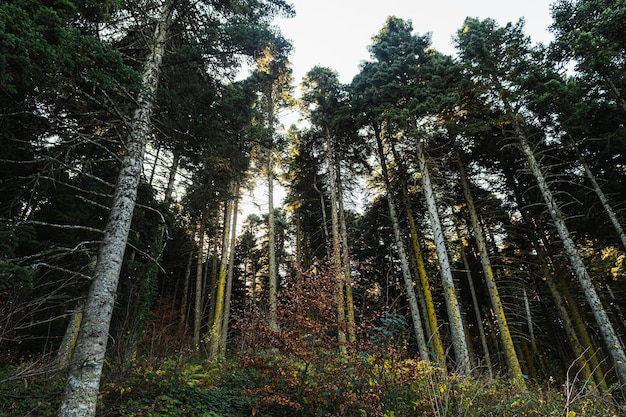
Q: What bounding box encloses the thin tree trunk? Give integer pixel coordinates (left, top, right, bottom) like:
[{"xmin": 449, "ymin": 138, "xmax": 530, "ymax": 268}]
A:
[
  {"xmin": 458, "ymin": 237, "xmax": 493, "ymax": 379},
  {"xmin": 209, "ymin": 197, "xmax": 233, "ymax": 359},
  {"xmin": 193, "ymin": 214, "xmax": 206, "ymax": 348},
  {"xmin": 543, "ymin": 267, "xmax": 597, "ymax": 388},
  {"xmin": 579, "ymin": 156, "xmax": 626, "ymax": 250},
  {"xmin": 335, "ymin": 159, "xmax": 355, "ymax": 343},
  {"xmin": 415, "ymin": 140, "xmax": 470, "ymax": 373},
  {"xmin": 325, "ymin": 128, "xmax": 347, "ymax": 348},
  {"xmin": 58, "ymin": 7, "xmax": 172, "ymax": 416},
  {"xmin": 149, "ymin": 143, "xmax": 161, "ymax": 186},
  {"xmin": 219, "ymin": 183, "xmax": 239, "ymax": 357},
  {"xmin": 207, "ymin": 216, "xmax": 220, "ymax": 330},
  {"xmin": 375, "ymin": 127, "xmax": 430, "ymax": 362},
  {"xmin": 313, "ymin": 175, "xmax": 330, "ymax": 244},
  {"xmin": 178, "ymin": 250, "xmax": 193, "ymax": 336},
  {"xmin": 390, "ymin": 141, "xmax": 445, "ymax": 364},
  {"xmin": 506, "ymin": 166, "xmax": 605, "ymax": 389},
  {"xmin": 56, "ymin": 297, "xmax": 86, "ymax": 369},
  {"xmin": 522, "ymin": 287, "xmax": 541, "ymax": 377},
  {"xmin": 294, "ymin": 204, "xmax": 303, "ymax": 285},
  {"xmin": 516, "ymin": 128, "xmax": 626, "ymax": 394},
  {"xmin": 164, "ymin": 149, "xmax": 180, "ymax": 202},
  {"xmin": 267, "ymin": 133, "xmax": 278, "ymax": 332},
  {"xmin": 456, "ymin": 154, "xmax": 523, "ymax": 382}
]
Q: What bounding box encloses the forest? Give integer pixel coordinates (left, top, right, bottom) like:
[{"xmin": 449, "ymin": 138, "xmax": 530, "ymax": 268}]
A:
[{"xmin": 1, "ymin": 0, "xmax": 626, "ymax": 416}]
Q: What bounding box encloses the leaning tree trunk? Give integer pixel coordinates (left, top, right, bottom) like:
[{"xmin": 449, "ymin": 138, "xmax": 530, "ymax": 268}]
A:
[
  {"xmin": 57, "ymin": 7, "xmax": 172, "ymax": 417},
  {"xmin": 516, "ymin": 127, "xmax": 626, "ymax": 394},
  {"xmin": 415, "ymin": 140, "xmax": 470, "ymax": 373},
  {"xmin": 374, "ymin": 128, "xmax": 430, "ymax": 362},
  {"xmin": 456, "ymin": 154, "xmax": 523, "ymax": 383},
  {"xmin": 506, "ymin": 166, "xmax": 605, "ymax": 389},
  {"xmin": 391, "ymin": 143, "xmax": 445, "ymax": 366},
  {"xmin": 56, "ymin": 297, "xmax": 86, "ymax": 370},
  {"xmin": 579, "ymin": 156, "xmax": 626, "ymax": 250}
]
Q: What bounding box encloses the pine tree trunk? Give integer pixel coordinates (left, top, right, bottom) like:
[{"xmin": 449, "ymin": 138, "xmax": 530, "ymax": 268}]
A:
[
  {"xmin": 506, "ymin": 166, "xmax": 605, "ymax": 389},
  {"xmin": 207, "ymin": 219, "xmax": 220, "ymax": 331},
  {"xmin": 516, "ymin": 129, "xmax": 626, "ymax": 394},
  {"xmin": 209, "ymin": 197, "xmax": 233, "ymax": 359},
  {"xmin": 219, "ymin": 183, "xmax": 239, "ymax": 357},
  {"xmin": 294, "ymin": 205, "xmax": 303, "ymax": 285},
  {"xmin": 579, "ymin": 157, "xmax": 626, "ymax": 250},
  {"xmin": 456, "ymin": 154, "xmax": 523, "ymax": 382},
  {"xmin": 325, "ymin": 128, "xmax": 347, "ymax": 347},
  {"xmin": 416, "ymin": 141, "xmax": 470, "ymax": 373},
  {"xmin": 194, "ymin": 214, "xmax": 206, "ymax": 348},
  {"xmin": 391, "ymin": 141, "xmax": 445, "ymax": 364},
  {"xmin": 458, "ymin": 238, "xmax": 493, "ymax": 379},
  {"xmin": 178, "ymin": 250, "xmax": 193, "ymax": 336},
  {"xmin": 57, "ymin": 7, "xmax": 171, "ymax": 416},
  {"xmin": 56, "ymin": 297, "xmax": 86, "ymax": 369},
  {"xmin": 335, "ymin": 166, "xmax": 356, "ymax": 342},
  {"xmin": 375, "ymin": 128, "xmax": 430, "ymax": 362},
  {"xmin": 149, "ymin": 143, "xmax": 161, "ymax": 186},
  {"xmin": 406, "ymin": 208, "xmax": 445, "ymax": 364},
  {"xmin": 313, "ymin": 175, "xmax": 330, "ymax": 243},
  {"xmin": 164, "ymin": 149, "xmax": 180, "ymax": 202},
  {"xmin": 543, "ymin": 266, "xmax": 597, "ymax": 388},
  {"xmin": 267, "ymin": 121, "xmax": 278, "ymax": 331}
]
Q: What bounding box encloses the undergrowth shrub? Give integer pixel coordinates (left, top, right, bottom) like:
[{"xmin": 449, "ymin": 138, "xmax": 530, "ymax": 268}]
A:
[{"xmin": 99, "ymin": 356, "xmax": 255, "ymax": 416}]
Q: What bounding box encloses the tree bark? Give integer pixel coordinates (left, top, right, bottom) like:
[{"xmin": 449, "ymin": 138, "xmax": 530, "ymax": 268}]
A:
[
  {"xmin": 325, "ymin": 128, "xmax": 347, "ymax": 347},
  {"xmin": 458, "ymin": 237, "xmax": 493, "ymax": 379},
  {"xmin": 416, "ymin": 140, "xmax": 470, "ymax": 373},
  {"xmin": 579, "ymin": 156, "xmax": 626, "ymax": 250},
  {"xmin": 209, "ymin": 197, "xmax": 233, "ymax": 359},
  {"xmin": 178, "ymin": 250, "xmax": 193, "ymax": 336},
  {"xmin": 57, "ymin": 6, "xmax": 172, "ymax": 416},
  {"xmin": 267, "ymin": 95, "xmax": 278, "ymax": 331},
  {"xmin": 456, "ymin": 154, "xmax": 523, "ymax": 382},
  {"xmin": 164, "ymin": 148, "xmax": 180, "ymax": 202},
  {"xmin": 193, "ymin": 214, "xmax": 206, "ymax": 348},
  {"xmin": 516, "ymin": 128, "xmax": 626, "ymax": 394},
  {"xmin": 56, "ymin": 297, "xmax": 86, "ymax": 370},
  {"xmin": 374, "ymin": 127, "xmax": 430, "ymax": 362},
  {"xmin": 392, "ymin": 144, "xmax": 445, "ymax": 365},
  {"xmin": 219, "ymin": 183, "xmax": 239, "ymax": 357}
]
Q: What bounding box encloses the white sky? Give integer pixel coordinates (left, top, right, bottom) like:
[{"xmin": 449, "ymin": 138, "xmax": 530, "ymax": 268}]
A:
[
  {"xmin": 276, "ymin": 0, "xmax": 556, "ymax": 85},
  {"xmin": 240, "ymin": 0, "xmax": 557, "ymax": 222}
]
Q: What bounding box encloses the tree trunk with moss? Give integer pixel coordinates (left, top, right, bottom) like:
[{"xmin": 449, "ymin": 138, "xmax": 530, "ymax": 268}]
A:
[
  {"xmin": 335, "ymin": 159, "xmax": 356, "ymax": 342},
  {"xmin": 416, "ymin": 140, "xmax": 470, "ymax": 373},
  {"xmin": 57, "ymin": 7, "xmax": 172, "ymax": 416},
  {"xmin": 458, "ymin": 237, "xmax": 493, "ymax": 378},
  {"xmin": 516, "ymin": 125, "xmax": 626, "ymax": 394},
  {"xmin": 194, "ymin": 214, "xmax": 206, "ymax": 348},
  {"xmin": 219, "ymin": 183, "xmax": 239, "ymax": 357},
  {"xmin": 375, "ymin": 128, "xmax": 430, "ymax": 362},
  {"xmin": 178, "ymin": 250, "xmax": 193, "ymax": 335},
  {"xmin": 456, "ymin": 154, "xmax": 523, "ymax": 382},
  {"xmin": 325, "ymin": 128, "xmax": 347, "ymax": 347},
  {"xmin": 56, "ymin": 297, "xmax": 86, "ymax": 369},
  {"xmin": 208, "ymin": 197, "xmax": 233, "ymax": 359}
]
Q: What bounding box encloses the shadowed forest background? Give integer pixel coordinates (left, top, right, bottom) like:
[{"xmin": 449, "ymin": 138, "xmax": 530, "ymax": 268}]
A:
[{"xmin": 1, "ymin": 0, "xmax": 626, "ymax": 415}]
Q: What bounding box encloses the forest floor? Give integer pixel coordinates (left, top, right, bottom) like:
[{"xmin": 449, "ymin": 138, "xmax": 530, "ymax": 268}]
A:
[{"xmin": 1, "ymin": 351, "xmax": 624, "ymax": 416}]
